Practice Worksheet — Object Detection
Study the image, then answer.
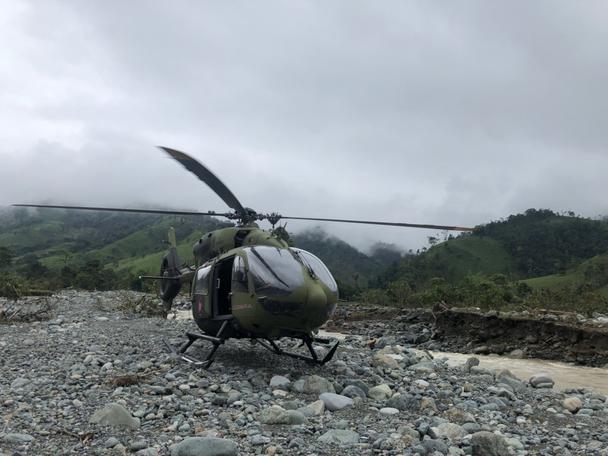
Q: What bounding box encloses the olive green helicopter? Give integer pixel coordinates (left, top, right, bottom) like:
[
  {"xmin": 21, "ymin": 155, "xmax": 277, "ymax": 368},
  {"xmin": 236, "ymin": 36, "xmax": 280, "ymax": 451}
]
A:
[{"xmin": 15, "ymin": 147, "xmax": 473, "ymax": 367}]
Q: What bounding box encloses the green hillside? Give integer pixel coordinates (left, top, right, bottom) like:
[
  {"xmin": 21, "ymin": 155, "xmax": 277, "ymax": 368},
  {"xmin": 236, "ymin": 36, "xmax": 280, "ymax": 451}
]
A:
[
  {"xmin": 0, "ymin": 207, "xmax": 400, "ymax": 298},
  {"xmin": 2, "ymin": 207, "xmax": 607, "ymax": 312},
  {"xmin": 523, "ymin": 253, "xmax": 608, "ymax": 297},
  {"xmin": 368, "ymin": 209, "xmax": 608, "ymax": 313}
]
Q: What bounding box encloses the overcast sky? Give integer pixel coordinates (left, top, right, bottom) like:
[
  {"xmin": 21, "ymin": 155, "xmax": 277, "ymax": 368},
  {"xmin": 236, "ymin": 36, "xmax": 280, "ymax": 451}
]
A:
[{"xmin": 1, "ymin": 1, "xmax": 607, "ymax": 251}]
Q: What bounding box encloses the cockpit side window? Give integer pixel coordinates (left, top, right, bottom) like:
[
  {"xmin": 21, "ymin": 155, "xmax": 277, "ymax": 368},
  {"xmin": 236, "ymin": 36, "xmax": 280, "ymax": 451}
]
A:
[{"xmin": 232, "ymin": 255, "xmax": 249, "ymax": 293}]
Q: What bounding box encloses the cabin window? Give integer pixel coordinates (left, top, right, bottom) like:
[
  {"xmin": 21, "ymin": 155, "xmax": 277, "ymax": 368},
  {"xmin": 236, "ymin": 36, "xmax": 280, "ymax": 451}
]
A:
[
  {"xmin": 244, "ymin": 246, "xmax": 304, "ymax": 295},
  {"xmin": 194, "ymin": 265, "xmax": 212, "ymax": 295},
  {"xmin": 291, "ymin": 248, "xmax": 339, "ymax": 294},
  {"xmin": 232, "ymin": 255, "xmax": 248, "ymax": 293}
]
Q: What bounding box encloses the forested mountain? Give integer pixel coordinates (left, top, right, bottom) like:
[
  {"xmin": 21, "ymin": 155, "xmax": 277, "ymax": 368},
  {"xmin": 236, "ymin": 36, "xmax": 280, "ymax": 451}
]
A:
[
  {"xmin": 475, "ymin": 209, "xmax": 608, "ymax": 277},
  {"xmin": 292, "ymin": 228, "xmax": 404, "ymax": 295}
]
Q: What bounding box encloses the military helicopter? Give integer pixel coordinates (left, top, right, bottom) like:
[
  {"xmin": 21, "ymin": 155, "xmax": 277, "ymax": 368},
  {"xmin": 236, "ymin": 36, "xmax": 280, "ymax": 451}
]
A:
[{"xmin": 15, "ymin": 147, "xmax": 473, "ymax": 367}]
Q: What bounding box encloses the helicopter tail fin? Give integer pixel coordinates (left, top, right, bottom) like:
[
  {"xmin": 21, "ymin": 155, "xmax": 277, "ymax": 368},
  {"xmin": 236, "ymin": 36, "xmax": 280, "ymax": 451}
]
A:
[
  {"xmin": 168, "ymin": 226, "xmax": 178, "ymax": 249},
  {"xmin": 159, "ymin": 227, "xmax": 182, "ymax": 309}
]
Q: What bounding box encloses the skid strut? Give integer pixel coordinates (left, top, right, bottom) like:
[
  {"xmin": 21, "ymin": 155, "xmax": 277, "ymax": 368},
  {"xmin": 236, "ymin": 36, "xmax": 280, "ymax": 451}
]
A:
[
  {"xmin": 256, "ymin": 334, "xmax": 339, "ymax": 365},
  {"xmin": 163, "ymin": 321, "xmax": 228, "ymax": 368},
  {"xmin": 165, "ymin": 324, "xmax": 339, "ymax": 368}
]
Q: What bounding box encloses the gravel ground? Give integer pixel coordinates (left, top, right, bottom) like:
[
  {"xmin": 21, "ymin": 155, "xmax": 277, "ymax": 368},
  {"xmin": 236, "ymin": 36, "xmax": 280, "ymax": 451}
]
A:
[{"xmin": 1, "ymin": 291, "xmax": 608, "ymax": 455}]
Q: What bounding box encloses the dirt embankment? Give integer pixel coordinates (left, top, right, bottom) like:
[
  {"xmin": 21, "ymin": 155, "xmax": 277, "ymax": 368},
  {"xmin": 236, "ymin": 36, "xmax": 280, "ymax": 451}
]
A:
[
  {"xmin": 433, "ymin": 309, "xmax": 608, "ymax": 366},
  {"xmin": 328, "ymin": 303, "xmax": 608, "ymax": 367}
]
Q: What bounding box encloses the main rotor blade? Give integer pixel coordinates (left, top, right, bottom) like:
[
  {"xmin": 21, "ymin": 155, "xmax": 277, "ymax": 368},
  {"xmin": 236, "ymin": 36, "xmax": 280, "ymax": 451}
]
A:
[
  {"xmin": 159, "ymin": 147, "xmax": 246, "ymax": 215},
  {"xmin": 13, "ymin": 204, "xmax": 231, "ymax": 218},
  {"xmin": 278, "ymin": 215, "xmax": 474, "ymax": 231}
]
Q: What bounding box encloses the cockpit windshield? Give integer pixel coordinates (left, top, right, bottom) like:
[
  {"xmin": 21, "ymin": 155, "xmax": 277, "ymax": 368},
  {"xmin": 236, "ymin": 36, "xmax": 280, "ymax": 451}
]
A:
[
  {"xmin": 291, "ymin": 248, "xmax": 339, "ymax": 294},
  {"xmin": 244, "ymin": 246, "xmax": 305, "ymax": 295},
  {"xmin": 243, "ymin": 246, "xmax": 339, "ymax": 297}
]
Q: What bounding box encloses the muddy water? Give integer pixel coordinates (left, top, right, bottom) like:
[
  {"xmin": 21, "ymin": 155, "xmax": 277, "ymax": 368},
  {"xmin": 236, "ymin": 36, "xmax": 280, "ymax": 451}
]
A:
[
  {"xmin": 428, "ymin": 351, "xmax": 608, "ymax": 395},
  {"xmin": 171, "ymin": 311, "xmax": 608, "ymax": 395}
]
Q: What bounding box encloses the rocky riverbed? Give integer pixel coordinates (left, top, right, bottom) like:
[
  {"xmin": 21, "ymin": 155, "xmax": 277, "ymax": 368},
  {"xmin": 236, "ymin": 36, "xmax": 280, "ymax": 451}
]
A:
[{"xmin": 1, "ymin": 291, "xmax": 608, "ymax": 455}]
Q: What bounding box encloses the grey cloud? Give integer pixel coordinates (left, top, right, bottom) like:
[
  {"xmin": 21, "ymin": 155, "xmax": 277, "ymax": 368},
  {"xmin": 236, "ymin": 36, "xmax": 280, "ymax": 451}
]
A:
[{"xmin": 1, "ymin": 1, "xmax": 607, "ymax": 251}]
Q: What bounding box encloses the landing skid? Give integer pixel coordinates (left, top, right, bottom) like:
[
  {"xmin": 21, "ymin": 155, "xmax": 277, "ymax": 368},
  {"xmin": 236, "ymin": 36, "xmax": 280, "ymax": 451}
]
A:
[
  {"xmin": 164, "ymin": 323, "xmax": 339, "ymax": 368},
  {"xmin": 163, "ymin": 321, "xmax": 229, "ymax": 368},
  {"xmin": 256, "ymin": 335, "xmax": 339, "ymax": 365}
]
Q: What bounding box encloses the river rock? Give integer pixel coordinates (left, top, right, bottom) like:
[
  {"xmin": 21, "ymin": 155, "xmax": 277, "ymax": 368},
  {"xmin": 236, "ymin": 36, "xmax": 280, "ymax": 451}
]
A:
[
  {"xmin": 317, "ymin": 429, "xmax": 360, "ymax": 445},
  {"xmin": 259, "ymin": 405, "xmax": 307, "ymax": 425},
  {"xmin": 371, "ymin": 353, "xmax": 400, "ymax": 369},
  {"xmin": 343, "ymin": 379, "xmax": 369, "ymax": 394},
  {"xmin": 471, "ymin": 431, "xmax": 510, "ymax": 456},
  {"xmin": 379, "ymin": 407, "xmax": 399, "ymax": 415},
  {"xmin": 341, "ymin": 385, "xmax": 366, "ymax": 399},
  {"xmin": 387, "ymin": 393, "xmax": 418, "ymax": 411},
  {"xmin": 409, "ymin": 361, "xmax": 436, "ymax": 373},
  {"xmin": 0, "ymin": 433, "xmax": 35, "ymax": 444},
  {"xmin": 10, "ymin": 377, "xmax": 30, "ymax": 390},
  {"xmin": 420, "ymin": 396, "xmax": 438, "ymax": 412},
  {"xmin": 563, "ymin": 396, "xmax": 583, "ymax": 413},
  {"xmin": 368, "ymin": 384, "xmax": 392, "ymax": 401},
  {"xmin": 319, "ymin": 392, "xmax": 354, "ymax": 411},
  {"xmin": 429, "ymin": 422, "xmax": 466, "ymax": 441},
  {"xmin": 422, "ymin": 439, "xmax": 448, "ymax": 454},
  {"xmin": 302, "ymin": 375, "xmax": 335, "ymax": 394},
  {"xmin": 529, "ymin": 373, "xmax": 555, "ymax": 389},
  {"xmin": 510, "ymin": 349, "xmax": 525, "ymax": 358},
  {"xmin": 269, "ymin": 375, "xmax": 290, "ymax": 389},
  {"xmin": 298, "ymin": 400, "xmax": 325, "ymax": 417},
  {"xmin": 445, "ymin": 407, "xmax": 476, "ymax": 424},
  {"xmin": 170, "ymin": 437, "xmax": 238, "ymax": 456},
  {"xmin": 464, "ymin": 357, "xmax": 479, "ymax": 372},
  {"xmin": 90, "ymin": 403, "xmax": 140, "ymax": 430},
  {"xmin": 135, "ymin": 449, "xmax": 159, "ymax": 456}
]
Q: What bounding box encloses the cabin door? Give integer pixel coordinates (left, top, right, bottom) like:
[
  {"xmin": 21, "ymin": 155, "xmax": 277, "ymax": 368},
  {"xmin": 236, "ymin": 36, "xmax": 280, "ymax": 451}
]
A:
[{"xmin": 213, "ymin": 256, "xmax": 234, "ymax": 318}]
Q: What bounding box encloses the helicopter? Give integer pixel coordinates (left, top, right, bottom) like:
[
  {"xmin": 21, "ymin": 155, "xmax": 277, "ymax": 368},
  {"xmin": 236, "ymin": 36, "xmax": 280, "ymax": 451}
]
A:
[{"xmin": 15, "ymin": 147, "xmax": 474, "ymax": 368}]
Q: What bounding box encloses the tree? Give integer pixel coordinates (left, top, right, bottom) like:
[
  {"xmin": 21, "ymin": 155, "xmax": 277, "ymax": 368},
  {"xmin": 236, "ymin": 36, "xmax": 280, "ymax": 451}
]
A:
[{"xmin": 0, "ymin": 247, "xmax": 14, "ymax": 269}]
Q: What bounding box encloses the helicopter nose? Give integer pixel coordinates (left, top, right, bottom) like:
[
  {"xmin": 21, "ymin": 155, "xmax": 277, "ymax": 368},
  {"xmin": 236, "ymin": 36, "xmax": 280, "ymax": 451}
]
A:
[{"xmin": 307, "ymin": 283, "xmax": 327, "ymax": 311}]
